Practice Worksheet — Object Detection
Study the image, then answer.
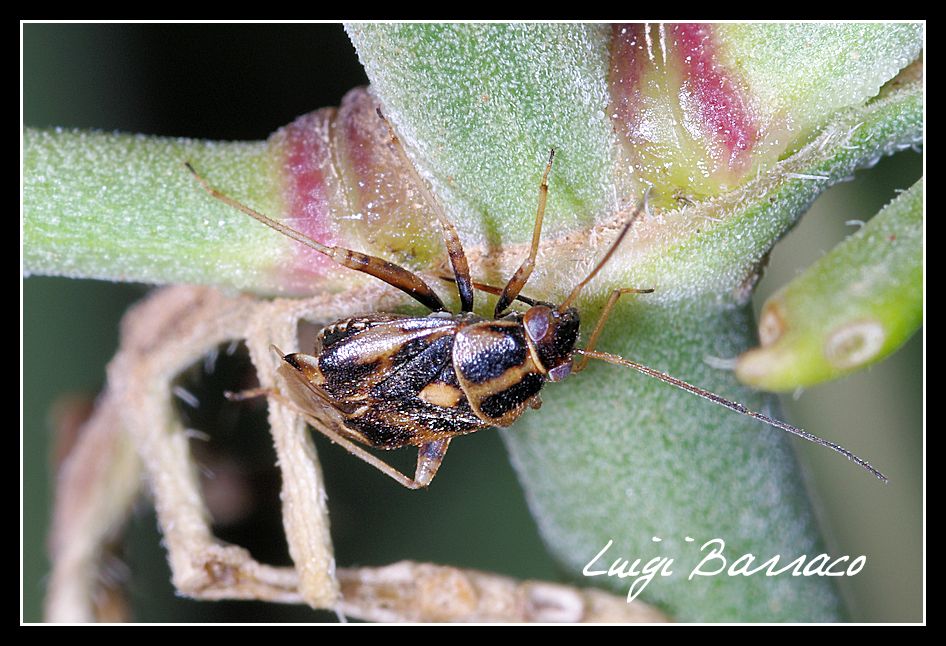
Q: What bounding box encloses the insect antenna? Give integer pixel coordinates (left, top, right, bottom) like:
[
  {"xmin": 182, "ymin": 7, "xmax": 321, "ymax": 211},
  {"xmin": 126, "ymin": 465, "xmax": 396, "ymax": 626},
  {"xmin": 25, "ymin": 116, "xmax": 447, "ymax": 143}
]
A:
[
  {"xmin": 575, "ymin": 348, "xmax": 888, "ymax": 482},
  {"xmin": 559, "ymin": 188, "xmax": 650, "ymax": 312}
]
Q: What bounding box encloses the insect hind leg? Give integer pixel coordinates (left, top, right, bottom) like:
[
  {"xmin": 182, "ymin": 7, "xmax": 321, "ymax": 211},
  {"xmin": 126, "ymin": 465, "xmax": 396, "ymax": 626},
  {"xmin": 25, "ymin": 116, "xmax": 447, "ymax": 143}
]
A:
[
  {"xmin": 274, "ymin": 357, "xmax": 451, "ymax": 489},
  {"xmin": 186, "ymin": 161, "xmax": 446, "ymax": 312},
  {"xmin": 413, "ymin": 439, "xmax": 451, "ymax": 488},
  {"xmin": 302, "ymin": 411, "xmax": 449, "ymax": 490}
]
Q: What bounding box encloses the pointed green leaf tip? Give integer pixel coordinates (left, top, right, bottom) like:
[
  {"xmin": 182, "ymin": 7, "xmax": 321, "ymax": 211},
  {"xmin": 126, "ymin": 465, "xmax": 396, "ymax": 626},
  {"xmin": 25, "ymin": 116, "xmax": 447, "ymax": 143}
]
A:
[{"xmin": 737, "ymin": 181, "xmax": 922, "ymax": 391}]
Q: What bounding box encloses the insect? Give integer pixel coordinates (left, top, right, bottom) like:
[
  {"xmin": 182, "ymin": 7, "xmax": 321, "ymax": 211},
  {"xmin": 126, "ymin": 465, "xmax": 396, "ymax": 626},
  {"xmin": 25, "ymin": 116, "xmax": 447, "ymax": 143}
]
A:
[{"xmin": 185, "ymin": 118, "xmax": 887, "ymax": 489}]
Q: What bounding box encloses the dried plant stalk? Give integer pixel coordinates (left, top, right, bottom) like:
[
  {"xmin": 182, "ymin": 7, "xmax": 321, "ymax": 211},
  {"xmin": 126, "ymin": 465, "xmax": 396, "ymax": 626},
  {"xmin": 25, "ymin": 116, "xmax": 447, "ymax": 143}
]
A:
[
  {"xmin": 45, "ymin": 284, "xmax": 666, "ymax": 623},
  {"xmin": 337, "ymin": 561, "xmax": 668, "ymax": 623},
  {"xmin": 45, "ymin": 389, "xmax": 141, "ymax": 622}
]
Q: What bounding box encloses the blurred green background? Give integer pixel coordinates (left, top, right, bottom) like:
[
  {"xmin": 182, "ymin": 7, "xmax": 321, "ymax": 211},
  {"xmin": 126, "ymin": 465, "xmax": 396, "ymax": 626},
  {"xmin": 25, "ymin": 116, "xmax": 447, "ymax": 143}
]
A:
[{"xmin": 22, "ymin": 23, "xmax": 922, "ymax": 622}]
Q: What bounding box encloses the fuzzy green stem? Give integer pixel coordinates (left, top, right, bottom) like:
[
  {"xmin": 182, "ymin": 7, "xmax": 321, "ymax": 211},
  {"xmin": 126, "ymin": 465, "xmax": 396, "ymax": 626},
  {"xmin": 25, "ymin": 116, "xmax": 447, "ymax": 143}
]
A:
[
  {"xmin": 503, "ymin": 293, "xmax": 847, "ymax": 621},
  {"xmin": 23, "ymin": 129, "xmax": 286, "ymax": 293}
]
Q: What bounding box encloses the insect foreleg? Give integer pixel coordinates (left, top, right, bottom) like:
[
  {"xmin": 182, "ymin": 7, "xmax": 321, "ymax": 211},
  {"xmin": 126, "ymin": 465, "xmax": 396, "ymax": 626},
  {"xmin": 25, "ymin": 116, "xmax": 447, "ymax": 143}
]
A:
[
  {"xmin": 559, "ymin": 190, "xmax": 651, "ymax": 312},
  {"xmin": 573, "ymin": 287, "xmax": 654, "ymax": 373}
]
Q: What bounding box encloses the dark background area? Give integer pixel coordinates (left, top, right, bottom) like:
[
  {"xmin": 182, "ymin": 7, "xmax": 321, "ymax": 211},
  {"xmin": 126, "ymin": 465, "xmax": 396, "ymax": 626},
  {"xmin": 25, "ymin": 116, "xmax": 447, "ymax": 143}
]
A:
[{"xmin": 23, "ymin": 23, "xmax": 922, "ymax": 622}]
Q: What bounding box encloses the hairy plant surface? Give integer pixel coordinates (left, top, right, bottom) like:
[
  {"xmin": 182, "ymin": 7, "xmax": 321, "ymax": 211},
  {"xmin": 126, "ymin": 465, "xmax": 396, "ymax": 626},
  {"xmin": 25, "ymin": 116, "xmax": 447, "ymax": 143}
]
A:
[{"xmin": 23, "ymin": 23, "xmax": 923, "ymax": 622}]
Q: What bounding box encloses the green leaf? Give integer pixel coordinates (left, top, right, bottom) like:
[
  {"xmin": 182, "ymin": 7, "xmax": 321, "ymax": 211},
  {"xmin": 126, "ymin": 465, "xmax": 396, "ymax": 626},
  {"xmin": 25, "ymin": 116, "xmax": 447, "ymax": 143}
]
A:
[
  {"xmin": 721, "ymin": 23, "xmax": 922, "ymax": 135},
  {"xmin": 608, "ymin": 23, "xmax": 922, "ymax": 203},
  {"xmin": 347, "ymin": 24, "xmax": 615, "ymax": 244}
]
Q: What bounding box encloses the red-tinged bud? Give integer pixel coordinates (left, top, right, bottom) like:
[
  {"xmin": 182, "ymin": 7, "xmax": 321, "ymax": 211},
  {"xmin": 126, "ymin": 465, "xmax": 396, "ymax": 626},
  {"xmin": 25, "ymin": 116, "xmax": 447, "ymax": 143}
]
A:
[
  {"xmin": 267, "ymin": 88, "xmax": 441, "ymax": 296},
  {"xmin": 609, "ymin": 23, "xmax": 762, "ymax": 202}
]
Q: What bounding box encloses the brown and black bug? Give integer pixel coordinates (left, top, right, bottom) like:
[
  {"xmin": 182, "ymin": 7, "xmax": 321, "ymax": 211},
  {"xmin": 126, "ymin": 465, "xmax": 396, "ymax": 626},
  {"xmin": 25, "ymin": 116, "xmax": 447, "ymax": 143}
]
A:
[{"xmin": 185, "ymin": 119, "xmax": 887, "ymax": 489}]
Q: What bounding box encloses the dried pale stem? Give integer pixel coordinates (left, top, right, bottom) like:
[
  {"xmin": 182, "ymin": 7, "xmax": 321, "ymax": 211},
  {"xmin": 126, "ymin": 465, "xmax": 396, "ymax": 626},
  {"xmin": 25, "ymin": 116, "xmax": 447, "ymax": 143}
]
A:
[
  {"xmin": 45, "ymin": 285, "xmax": 343, "ymax": 620},
  {"xmin": 45, "ymin": 390, "xmax": 141, "ymax": 622},
  {"xmin": 336, "ymin": 561, "xmax": 669, "ymax": 622},
  {"xmin": 44, "ymin": 285, "xmax": 667, "ymax": 623}
]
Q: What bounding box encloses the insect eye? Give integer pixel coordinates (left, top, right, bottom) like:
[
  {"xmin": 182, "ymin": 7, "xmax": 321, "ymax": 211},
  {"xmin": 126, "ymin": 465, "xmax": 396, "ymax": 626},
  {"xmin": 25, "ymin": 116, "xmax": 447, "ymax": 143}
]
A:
[
  {"xmin": 523, "ymin": 306, "xmax": 552, "ymax": 342},
  {"xmin": 547, "ymin": 361, "xmax": 572, "ymax": 382}
]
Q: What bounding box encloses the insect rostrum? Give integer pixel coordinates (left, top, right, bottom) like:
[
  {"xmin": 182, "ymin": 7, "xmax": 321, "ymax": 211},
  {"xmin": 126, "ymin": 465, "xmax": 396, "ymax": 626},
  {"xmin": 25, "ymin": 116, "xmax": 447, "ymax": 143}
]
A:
[{"xmin": 186, "ymin": 128, "xmax": 887, "ymax": 489}]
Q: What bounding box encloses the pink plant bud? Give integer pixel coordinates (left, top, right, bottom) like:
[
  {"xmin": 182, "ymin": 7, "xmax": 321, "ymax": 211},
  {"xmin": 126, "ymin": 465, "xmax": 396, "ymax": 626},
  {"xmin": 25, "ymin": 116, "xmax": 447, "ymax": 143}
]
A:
[
  {"xmin": 267, "ymin": 88, "xmax": 438, "ymax": 296},
  {"xmin": 609, "ymin": 23, "xmax": 761, "ymax": 200}
]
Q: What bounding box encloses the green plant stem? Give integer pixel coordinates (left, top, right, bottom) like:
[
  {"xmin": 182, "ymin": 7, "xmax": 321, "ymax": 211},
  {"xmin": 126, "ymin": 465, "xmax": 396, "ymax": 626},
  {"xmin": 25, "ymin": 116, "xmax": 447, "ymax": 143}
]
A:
[
  {"xmin": 737, "ymin": 181, "xmax": 923, "ymax": 391},
  {"xmin": 503, "ymin": 293, "xmax": 846, "ymax": 621},
  {"xmin": 23, "ymin": 129, "xmax": 284, "ymax": 293}
]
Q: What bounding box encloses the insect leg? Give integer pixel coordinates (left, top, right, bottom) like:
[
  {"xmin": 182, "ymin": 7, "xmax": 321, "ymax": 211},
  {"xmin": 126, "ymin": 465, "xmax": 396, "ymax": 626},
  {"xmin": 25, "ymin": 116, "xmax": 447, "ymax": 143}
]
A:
[
  {"xmin": 304, "ymin": 412, "xmax": 437, "ymax": 489},
  {"xmin": 494, "ymin": 149, "xmax": 556, "ymax": 317},
  {"xmin": 438, "ymin": 275, "xmax": 540, "ymax": 307},
  {"xmin": 186, "ymin": 162, "xmax": 446, "ymax": 312},
  {"xmin": 573, "ymin": 287, "xmax": 654, "ymax": 373},
  {"xmin": 376, "ymin": 109, "xmax": 475, "ymax": 313},
  {"xmin": 413, "ymin": 439, "xmax": 452, "ymax": 488},
  {"xmin": 559, "ymin": 189, "xmax": 651, "ymax": 312},
  {"xmin": 274, "ymin": 354, "xmax": 444, "ymax": 489},
  {"xmin": 262, "ymin": 379, "xmax": 437, "ymax": 490},
  {"xmin": 223, "ymin": 386, "xmax": 277, "ymax": 401}
]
